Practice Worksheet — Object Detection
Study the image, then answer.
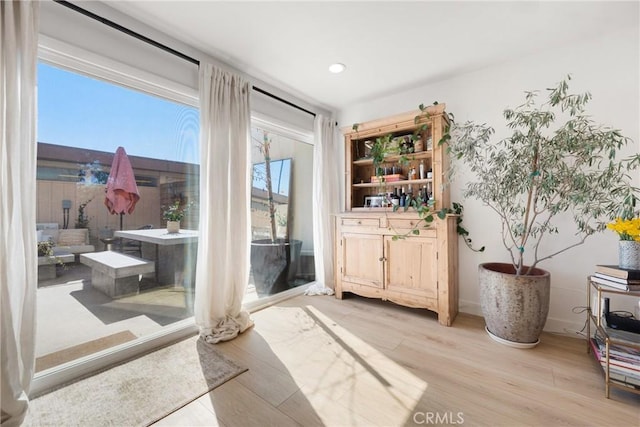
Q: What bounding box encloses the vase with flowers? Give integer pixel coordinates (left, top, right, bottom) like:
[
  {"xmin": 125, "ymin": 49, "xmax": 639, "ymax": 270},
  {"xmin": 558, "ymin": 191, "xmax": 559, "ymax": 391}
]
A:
[
  {"xmin": 162, "ymin": 200, "xmax": 190, "ymax": 234},
  {"xmin": 607, "ymin": 217, "xmax": 640, "ymax": 269}
]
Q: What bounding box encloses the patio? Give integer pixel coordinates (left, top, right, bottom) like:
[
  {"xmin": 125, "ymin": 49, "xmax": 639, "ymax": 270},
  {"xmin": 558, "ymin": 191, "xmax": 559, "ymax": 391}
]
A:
[
  {"xmin": 35, "ymin": 260, "xmax": 258, "ymax": 372},
  {"xmin": 34, "ymin": 142, "xmax": 311, "ymax": 373}
]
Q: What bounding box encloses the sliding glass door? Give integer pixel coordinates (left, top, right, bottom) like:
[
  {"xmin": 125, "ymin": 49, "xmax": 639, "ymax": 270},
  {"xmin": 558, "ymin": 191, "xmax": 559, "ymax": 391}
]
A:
[
  {"xmin": 34, "ymin": 53, "xmax": 317, "ymax": 396},
  {"xmin": 35, "ymin": 61, "xmax": 200, "ymax": 376},
  {"xmin": 247, "ymin": 124, "xmax": 315, "ymax": 302}
]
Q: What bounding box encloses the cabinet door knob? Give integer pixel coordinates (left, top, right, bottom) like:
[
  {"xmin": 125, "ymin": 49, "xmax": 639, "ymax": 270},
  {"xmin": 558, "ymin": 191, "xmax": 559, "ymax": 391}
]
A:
[
  {"xmin": 357, "ymin": 221, "xmax": 362, "ymax": 224},
  {"xmin": 379, "ymin": 257, "xmax": 384, "ymax": 262}
]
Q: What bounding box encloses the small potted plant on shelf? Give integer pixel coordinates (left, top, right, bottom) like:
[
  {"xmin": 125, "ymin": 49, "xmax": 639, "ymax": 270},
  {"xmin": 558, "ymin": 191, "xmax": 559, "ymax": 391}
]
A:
[
  {"xmin": 162, "ymin": 200, "xmax": 190, "ymax": 233},
  {"xmin": 435, "ymin": 75, "xmax": 640, "ymax": 347},
  {"xmin": 352, "ymin": 124, "xmax": 410, "ymax": 182}
]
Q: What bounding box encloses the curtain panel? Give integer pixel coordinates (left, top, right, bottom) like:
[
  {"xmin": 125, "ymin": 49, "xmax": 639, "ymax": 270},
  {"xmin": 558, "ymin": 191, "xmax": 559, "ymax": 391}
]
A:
[
  {"xmin": 307, "ymin": 115, "xmax": 339, "ymax": 295},
  {"xmin": 194, "ymin": 64, "xmax": 253, "ymax": 343},
  {"xmin": 0, "ymin": 1, "xmax": 40, "ymax": 426}
]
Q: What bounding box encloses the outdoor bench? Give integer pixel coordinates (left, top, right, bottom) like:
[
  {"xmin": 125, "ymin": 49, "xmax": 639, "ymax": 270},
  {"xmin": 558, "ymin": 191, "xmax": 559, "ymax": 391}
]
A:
[{"xmin": 80, "ymin": 251, "xmax": 154, "ymax": 298}]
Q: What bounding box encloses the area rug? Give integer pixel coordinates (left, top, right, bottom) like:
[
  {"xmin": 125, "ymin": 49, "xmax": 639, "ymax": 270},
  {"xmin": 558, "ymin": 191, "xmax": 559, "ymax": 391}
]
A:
[
  {"xmin": 24, "ymin": 334, "xmax": 247, "ymax": 426},
  {"xmin": 36, "ymin": 330, "xmax": 138, "ymax": 372}
]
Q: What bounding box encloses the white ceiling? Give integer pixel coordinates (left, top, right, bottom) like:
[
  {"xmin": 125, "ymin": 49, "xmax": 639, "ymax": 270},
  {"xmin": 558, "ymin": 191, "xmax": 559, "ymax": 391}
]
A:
[{"xmin": 107, "ymin": 1, "xmax": 638, "ymax": 112}]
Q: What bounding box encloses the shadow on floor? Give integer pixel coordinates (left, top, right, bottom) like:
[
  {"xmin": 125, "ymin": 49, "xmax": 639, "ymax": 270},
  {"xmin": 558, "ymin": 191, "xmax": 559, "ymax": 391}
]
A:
[{"xmin": 70, "ymin": 279, "xmax": 194, "ymax": 327}]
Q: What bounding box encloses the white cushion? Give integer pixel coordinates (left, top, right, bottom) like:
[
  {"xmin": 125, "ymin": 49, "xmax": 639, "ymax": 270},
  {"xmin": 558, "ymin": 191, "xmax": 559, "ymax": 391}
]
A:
[
  {"xmin": 57, "ymin": 229, "xmax": 89, "ymax": 246},
  {"xmin": 36, "ymin": 223, "xmax": 59, "ymax": 231},
  {"xmin": 41, "ymin": 229, "xmax": 59, "ymax": 244}
]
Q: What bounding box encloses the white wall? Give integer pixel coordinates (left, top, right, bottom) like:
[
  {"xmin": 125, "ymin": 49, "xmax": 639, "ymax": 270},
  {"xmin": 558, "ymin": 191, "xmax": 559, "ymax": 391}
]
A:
[{"xmin": 338, "ymin": 25, "xmax": 640, "ymax": 335}]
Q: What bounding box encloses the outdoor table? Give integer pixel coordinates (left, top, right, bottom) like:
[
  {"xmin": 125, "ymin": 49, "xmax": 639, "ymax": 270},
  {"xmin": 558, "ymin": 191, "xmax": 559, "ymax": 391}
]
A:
[{"xmin": 114, "ymin": 228, "xmax": 198, "ymax": 289}]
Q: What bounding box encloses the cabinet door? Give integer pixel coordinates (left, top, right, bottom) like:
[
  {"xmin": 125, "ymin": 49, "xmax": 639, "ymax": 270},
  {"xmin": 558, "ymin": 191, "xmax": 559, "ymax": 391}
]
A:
[
  {"xmin": 384, "ymin": 236, "xmax": 437, "ymax": 299},
  {"xmin": 340, "ymin": 233, "xmax": 384, "ymax": 289}
]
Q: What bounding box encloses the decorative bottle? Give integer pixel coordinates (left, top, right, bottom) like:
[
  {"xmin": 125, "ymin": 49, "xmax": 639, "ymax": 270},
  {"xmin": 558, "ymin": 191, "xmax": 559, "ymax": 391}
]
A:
[{"xmin": 391, "ymin": 188, "xmax": 400, "ymax": 206}]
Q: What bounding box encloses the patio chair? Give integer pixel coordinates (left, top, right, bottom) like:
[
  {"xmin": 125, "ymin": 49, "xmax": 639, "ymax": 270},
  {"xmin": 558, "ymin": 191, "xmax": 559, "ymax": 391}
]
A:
[{"xmin": 119, "ymin": 224, "xmax": 153, "ymax": 257}]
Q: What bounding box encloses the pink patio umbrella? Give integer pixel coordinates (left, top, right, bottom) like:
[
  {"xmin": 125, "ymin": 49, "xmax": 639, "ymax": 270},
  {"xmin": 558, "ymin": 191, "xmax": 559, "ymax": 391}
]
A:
[{"xmin": 105, "ymin": 146, "xmax": 140, "ymax": 230}]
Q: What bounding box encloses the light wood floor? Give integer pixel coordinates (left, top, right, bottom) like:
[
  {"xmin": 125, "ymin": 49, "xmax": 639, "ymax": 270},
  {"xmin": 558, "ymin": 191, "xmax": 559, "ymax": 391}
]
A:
[{"xmin": 153, "ymin": 294, "xmax": 639, "ymax": 427}]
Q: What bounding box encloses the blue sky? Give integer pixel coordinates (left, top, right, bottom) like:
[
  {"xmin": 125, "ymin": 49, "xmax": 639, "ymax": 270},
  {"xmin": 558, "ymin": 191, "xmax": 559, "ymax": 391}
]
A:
[
  {"xmin": 252, "ymin": 158, "xmax": 291, "ymax": 196},
  {"xmin": 37, "ymin": 62, "xmax": 200, "ymax": 164}
]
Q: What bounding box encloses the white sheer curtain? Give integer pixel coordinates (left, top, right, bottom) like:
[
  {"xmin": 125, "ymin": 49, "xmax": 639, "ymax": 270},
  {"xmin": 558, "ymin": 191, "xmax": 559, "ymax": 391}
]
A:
[
  {"xmin": 1, "ymin": 2, "xmax": 39, "ymax": 426},
  {"xmin": 194, "ymin": 63, "xmax": 253, "ymax": 343},
  {"xmin": 307, "ymin": 115, "xmax": 339, "ymax": 295}
]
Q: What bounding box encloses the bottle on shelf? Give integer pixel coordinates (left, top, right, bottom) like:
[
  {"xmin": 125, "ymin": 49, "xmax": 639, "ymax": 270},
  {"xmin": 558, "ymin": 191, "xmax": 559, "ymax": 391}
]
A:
[
  {"xmin": 421, "ymin": 185, "xmax": 428, "ymax": 205},
  {"xmin": 391, "ymin": 187, "xmax": 400, "ymax": 206},
  {"xmin": 399, "ymin": 187, "xmax": 406, "ymax": 207},
  {"xmin": 409, "ymin": 167, "xmax": 417, "ymax": 180},
  {"xmin": 426, "ymin": 136, "xmax": 433, "ymax": 150},
  {"xmin": 414, "ymin": 137, "xmax": 424, "ymax": 152},
  {"xmin": 406, "ymin": 186, "xmax": 414, "ymax": 206},
  {"xmin": 419, "ymin": 161, "xmax": 425, "ymax": 180},
  {"xmin": 427, "ymin": 167, "xmax": 433, "ymax": 179}
]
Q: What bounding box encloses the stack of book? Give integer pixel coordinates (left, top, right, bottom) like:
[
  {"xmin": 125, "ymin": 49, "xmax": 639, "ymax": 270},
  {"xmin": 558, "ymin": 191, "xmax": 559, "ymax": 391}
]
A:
[
  {"xmin": 591, "ymin": 265, "xmax": 640, "ymax": 291},
  {"xmin": 589, "ymin": 331, "xmax": 640, "ymax": 387}
]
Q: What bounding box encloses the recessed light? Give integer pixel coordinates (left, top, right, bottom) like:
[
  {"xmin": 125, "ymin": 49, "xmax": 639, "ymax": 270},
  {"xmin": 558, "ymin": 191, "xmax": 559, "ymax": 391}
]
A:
[{"xmin": 329, "ymin": 63, "xmax": 346, "ymax": 74}]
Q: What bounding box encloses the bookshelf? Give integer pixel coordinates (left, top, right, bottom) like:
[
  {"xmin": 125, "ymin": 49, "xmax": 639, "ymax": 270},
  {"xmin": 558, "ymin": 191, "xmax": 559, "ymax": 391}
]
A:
[{"xmin": 586, "ymin": 276, "xmax": 640, "ymax": 398}]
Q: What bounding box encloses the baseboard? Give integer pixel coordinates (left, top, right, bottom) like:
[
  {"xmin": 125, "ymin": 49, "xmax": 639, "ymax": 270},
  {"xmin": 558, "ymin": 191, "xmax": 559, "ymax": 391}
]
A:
[{"xmin": 243, "ymin": 282, "xmax": 311, "ymax": 313}]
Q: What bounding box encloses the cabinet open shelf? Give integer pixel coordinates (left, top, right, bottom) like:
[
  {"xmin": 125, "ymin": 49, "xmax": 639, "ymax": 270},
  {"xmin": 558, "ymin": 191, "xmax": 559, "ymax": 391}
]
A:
[
  {"xmin": 353, "ymin": 178, "xmax": 434, "ymax": 188},
  {"xmin": 352, "ymin": 151, "xmax": 433, "ymax": 166}
]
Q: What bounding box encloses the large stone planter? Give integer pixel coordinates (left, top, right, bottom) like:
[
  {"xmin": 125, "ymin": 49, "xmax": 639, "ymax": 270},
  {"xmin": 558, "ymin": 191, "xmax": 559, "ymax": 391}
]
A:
[
  {"xmin": 250, "ymin": 239, "xmax": 302, "ymax": 297},
  {"xmin": 478, "ymin": 262, "xmax": 550, "ymax": 348}
]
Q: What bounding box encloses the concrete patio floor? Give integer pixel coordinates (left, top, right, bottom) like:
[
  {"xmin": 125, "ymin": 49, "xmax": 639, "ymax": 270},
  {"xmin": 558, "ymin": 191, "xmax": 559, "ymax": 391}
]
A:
[{"xmin": 35, "ymin": 262, "xmax": 259, "ymax": 371}]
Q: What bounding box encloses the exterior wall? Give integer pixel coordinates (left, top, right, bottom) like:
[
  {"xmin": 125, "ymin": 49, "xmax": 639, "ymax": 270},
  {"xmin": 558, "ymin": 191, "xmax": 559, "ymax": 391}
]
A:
[
  {"xmin": 36, "ymin": 181, "xmax": 162, "ymax": 246},
  {"xmin": 36, "ymin": 143, "xmax": 199, "ymax": 246}
]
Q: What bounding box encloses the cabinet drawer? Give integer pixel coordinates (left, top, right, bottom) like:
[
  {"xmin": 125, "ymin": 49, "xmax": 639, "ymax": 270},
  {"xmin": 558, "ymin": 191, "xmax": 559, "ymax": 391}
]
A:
[
  {"xmin": 387, "ymin": 218, "xmax": 426, "ymax": 230},
  {"xmin": 341, "ymin": 217, "xmax": 380, "ymax": 227}
]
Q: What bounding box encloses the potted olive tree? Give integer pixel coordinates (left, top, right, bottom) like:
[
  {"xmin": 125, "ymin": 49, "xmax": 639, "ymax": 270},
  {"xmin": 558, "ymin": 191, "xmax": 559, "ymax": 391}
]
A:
[
  {"xmin": 440, "ymin": 76, "xmax": 640, "ymax": 347},
  {"xmin": 250, "ymin": 132, "xmax": 300, "ymax": 296}
]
